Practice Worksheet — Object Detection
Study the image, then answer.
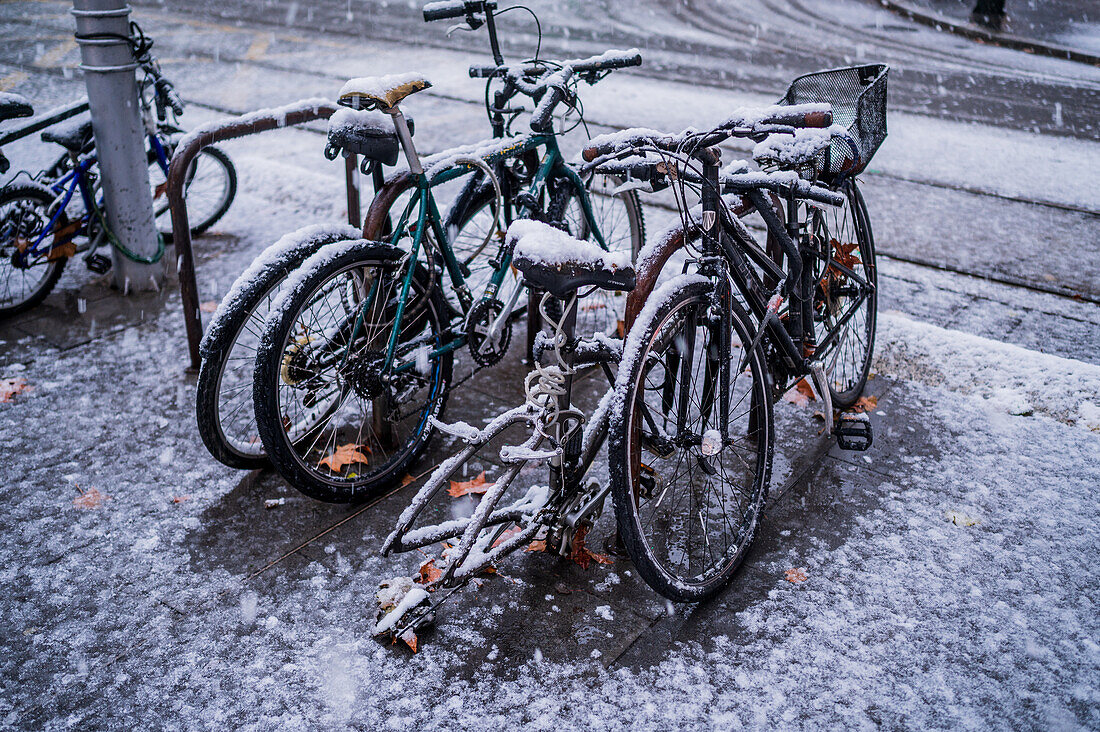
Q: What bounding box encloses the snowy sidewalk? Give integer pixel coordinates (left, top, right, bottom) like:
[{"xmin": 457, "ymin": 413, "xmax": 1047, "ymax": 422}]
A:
[{"xmin": 1, "ymin": 2, "xmax": 1099, "ymax": 728}]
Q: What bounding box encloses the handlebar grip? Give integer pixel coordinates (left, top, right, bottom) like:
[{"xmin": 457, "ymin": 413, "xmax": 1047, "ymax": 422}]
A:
[
  {"xmin": 423, "ymin": 0, "xmax": 471, "ymax": 21},
  {"xmin": 571, "ymin": 51, "xmax": 642, "ymax": 74},
  {"xmin": 530, "ymin": 68, "xmax": 573, "ymax": 133},
  {"xmin": 759, "ymin": 107, "xmax": 833, "ymax": 129},
  {"xmin": 469, "ymin": 65, "xmax": 502, "ymax": 78}
]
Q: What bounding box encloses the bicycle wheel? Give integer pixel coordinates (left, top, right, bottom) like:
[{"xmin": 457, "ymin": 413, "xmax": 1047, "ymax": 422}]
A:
[
  {"xmin": 148, "ymin": 145, "xmax": 237, "ymax": 242},
  {"xmin": 809, "ymin": 179, "xmax": 877, "ymax": 408},
  {"xmin": 609, "ymin": 276, "xmax": 773, "ymax": 602},
  {"xmin": 195, "ymin": 224, "xmax": 362, "ymax": 470},
  {"xmin": 548, "ymin": 173, "xmax": 644, "ymax": 337},
  {"xmin": 254, "ymin": 240, "xmax": 452, "ymax": 503},
  {"xmin": 0, "ymin": 183, "xmax": 68, "ymax": 317}
]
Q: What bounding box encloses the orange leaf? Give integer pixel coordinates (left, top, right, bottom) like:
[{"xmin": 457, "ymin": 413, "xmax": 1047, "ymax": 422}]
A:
[
  {"xmin": 568, "ymin": 525, "xmax": 613, "ymax": 570},
  {"xmin": 199, "ymin": 301, "xmax": 218, "ymax": 313},
  {"xmin": 850, "ymin": 395, "xmax": 878, "ymax": 413},
  {"xmin": 492, "ymin": 526, "xmax": 521, "ymax": 549},
  {"xmin": 399, "ymin": 628, "xmax": 418, "ymax": 653},
  {"xmin": 785, "ymin": 567, "xmax": 808, "ymax": 583},
  {"xmin": 526, "ymin": 539, "xmax": 548, "ymax": 553},
  {"xmin": 400, "ymin": 473, "xmax": 416, "ymax": 487},
  {"xmin": 1, "ymin": 377, "xmax": 32, "ymax": 403},
  {"xmin": 447, "ymin": 471, "xmax": 491, "ymax": 498},
  {"xmin": 73, "ymin": 487, "xmax": 107, "ymax": 510},
  {"xmin": 415, "ymin": 559, "xmax": 442, "ymax": 585},
  {"xmin": 831, "ymin": 237, "xmax": 860, "ymax": 270},
  {"xmin": 171, "ymin": 495, "xmax": 191, "ymax": 504},
  {"xmin": 616, "ymin": 319, "xmax": 625, "ymax": 339},
  {"xmin": 318, "ymin": 443, "xmax": 372, "ymax": 472},
  {"xmin": 782, "ymin": 378, "xmax": 815, "ymax": 406}
]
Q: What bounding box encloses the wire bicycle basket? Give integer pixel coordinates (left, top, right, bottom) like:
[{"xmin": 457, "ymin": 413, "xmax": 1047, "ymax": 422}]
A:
[{"xmin": 778, "ymin": 63, "xmax": 888, "ymax": 180}]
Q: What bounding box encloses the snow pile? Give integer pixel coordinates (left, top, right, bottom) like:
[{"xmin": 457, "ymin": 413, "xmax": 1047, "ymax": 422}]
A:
[
  {"xmin": 326, "ymin": 107, "xmax": 391, "ymax": 137},
  {"xmin": 507, "ymin": 219, "xmax": 631, "ymax": 272},
  {"xmin": 875, "ymin": 312, "xmax": 1100, "ymax": 427},
  {"xmin": 752, "ymin": 125, "xmax": 843, "ymax": 167}
]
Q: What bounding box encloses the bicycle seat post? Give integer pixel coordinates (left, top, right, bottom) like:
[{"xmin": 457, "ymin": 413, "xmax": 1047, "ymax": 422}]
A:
[{"xmin": 385, "ymin": 104, "xmax": 423, "ymax": 175}]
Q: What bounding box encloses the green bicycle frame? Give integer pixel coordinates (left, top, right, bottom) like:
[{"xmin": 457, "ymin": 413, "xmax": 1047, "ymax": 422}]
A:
[{"xmin": 354, "ymin": 132, "xmax": 610, "ymax": 376}]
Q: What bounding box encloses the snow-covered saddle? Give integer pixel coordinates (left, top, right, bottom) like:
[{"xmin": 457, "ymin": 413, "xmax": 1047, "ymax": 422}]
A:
[
  {"xmin": 41, "ymin": 114, "xmax": 93, "ymax": 153},
  {"xmin": 0, "ymin": 92, "xmax": 33, "ymax": 122},
  {"xmin": 337, "ymin": 72, "xmax": 432, "ymax": 110},
  {"xmin": 508, "ymin": 219, "xmax": 635, "ymax": 299}
]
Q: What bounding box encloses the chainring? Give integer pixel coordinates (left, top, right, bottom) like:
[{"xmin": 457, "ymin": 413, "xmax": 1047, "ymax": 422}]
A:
[{"xmin": 464, "ymin": 298, "xmax": 511, "ymax": 367}]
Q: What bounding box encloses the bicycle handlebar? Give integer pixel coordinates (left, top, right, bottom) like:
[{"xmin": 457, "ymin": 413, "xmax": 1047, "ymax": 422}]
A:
[
  {"xmin": 423, "ymin": 0, "xmax": 494, "ymax": 22},
  {"xmin": 529, "ymin": 67, "xmax": 573, "ymax": 133}
]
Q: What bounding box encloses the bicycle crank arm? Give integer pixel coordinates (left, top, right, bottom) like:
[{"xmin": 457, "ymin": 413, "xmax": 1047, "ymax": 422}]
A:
[{"xmin": 809, "ymin": 362, "xmax": 834, "ymax": 436}]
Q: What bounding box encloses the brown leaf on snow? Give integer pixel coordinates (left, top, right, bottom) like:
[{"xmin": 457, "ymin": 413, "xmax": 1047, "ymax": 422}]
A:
[
  {"xmin": 73, "ymin": 487, "xmax": 107, "ymax": 510},
  {"xmin": 399, "ymin": 628, "xmax": 418, "ymax": 653},
  {"xmin": 568, "ymin": 525, "xmax": 613, "ymax": 570},
  {"xmin": 447, "ymin": 471, "xmax": 491, "ymax": 498},
  {"xmin": 199, "ymin": 301, "xmax": 219, "ymax": 313},
  {"xmin": 415, "ymin": 559, "xmax": 443, "ymax": 585},
  {"xmin": 785, "ymin": 567, "xmax": 808, "ymax": 583},
  {"xmin": 526, "ymin": 539, "xmax": 548, "ymax": 553},
  {"xmin": 318, "ymin": 443, "xmax": 372, "ymax": 472},
  {"xmin": 782, "ymin": 378, "xmax": 816, "ymax": 406},
  {"xmin": 171, "ymin": 495, "xmax": 191, "ymax": 504},
  {"xmin": 1, "ymin": 377, "xmax": 32, "ymax": 403},
  {"xmin": 850, "ymin": 395, "xmax": 878, "ymax": 413}
]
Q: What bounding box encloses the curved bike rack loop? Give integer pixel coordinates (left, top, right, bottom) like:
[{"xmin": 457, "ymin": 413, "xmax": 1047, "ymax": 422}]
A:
[{"xmin": 166, "ymin": 98, "xmax": 365, "ymax": 371}]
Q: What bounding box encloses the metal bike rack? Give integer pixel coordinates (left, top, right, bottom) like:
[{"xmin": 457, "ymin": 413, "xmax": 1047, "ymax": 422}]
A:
[{"xmin": 165, "ymin": 98, "xmax": 365, "ymax": 371}]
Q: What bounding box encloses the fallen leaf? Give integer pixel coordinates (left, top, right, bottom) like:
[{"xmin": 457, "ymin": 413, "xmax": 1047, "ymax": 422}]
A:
[
  {"xmin": 782, "ymin": 378, "xmax": 816, "ymax": 406},
  {"xmin": 447, "ymin": 471, "xmax": 491, "ymax": 498},
  {"xmin": 73, "ymin": 487, "xmax": 107, "ymax": 510},
  {"xmin": 946, "ymin": 510, "xmax": 979, "ymax": 527},
  {"xmin": 199, "ymin": 301, "xmax": 218, "ymax": 313},
  {"xmin": 399, "ymin": 628, "xmax": 418, "ymax": 653},
  {"xmin": 492, "ymin": 526, "xmax": 521, "ymax": 549},
  {"xmin": 785, "ymin": 567, "xmax": 808, "ymax": 583},
  {"xmin": 154, "ymin": 181, "xmax": 168, "ymax": 199},
  {"xmin": 526, "ymin": 539, "xmax": 548, "ymax": 553},
  {"xmin": 1, "ymin": 377, "xmax": 32, "ymax": 403},
  {"xmin": 400, "ymin": 473, "xmax": 416, "ymax": 487},
  {"xmin": 415, "ymin": 559, "xmax": 442, "ymax": 585},
  {"xmin": 318, "ymin": 443, "xmax": 372, "ymax": 472},
  {"xmin": 171, "ymin": 495, "xmax": 191, "ymax": 504},
  {"xmin": 47, "ymin": 241, "xmax": 76, "ymax": 261},
  {"xmin": 616, "ymin": 319, "xmax": 626, "ymax": 339},
  {"xmin": 568, "ymin": 525, "xmax": 613, "ymax": 570},
  {"xmin": 831, "ymin": 237, "xmax": 860, "ymax": 270},
  {"xmin": 850, "ymin": 395, "xmax": 878, "ymax": 413}
]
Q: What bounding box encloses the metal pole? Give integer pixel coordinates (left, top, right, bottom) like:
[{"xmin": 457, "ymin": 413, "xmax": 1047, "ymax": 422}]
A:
[{"xmin": 72, "ymin": 0, "xmax": 163, "ymax": 292}]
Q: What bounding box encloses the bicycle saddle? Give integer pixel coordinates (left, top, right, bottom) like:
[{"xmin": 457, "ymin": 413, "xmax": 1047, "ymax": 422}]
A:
[
  {"xmin": 326, "ymin": 108, "xmax": 414, "ymax": 167},
  {"xmin": 338, "ymin": 72, "xmax": 431, "ymax": 110},
  {"xmin": 41, "ymin": 114, "xmax": 94, "ymax": 153},
  {"xmin": 0, "ymin": 92, "xmax": 33, "ymax": 122},
  {"xmin": 509, "ymin": 219, "xmax": 635, "ymax": 299}
]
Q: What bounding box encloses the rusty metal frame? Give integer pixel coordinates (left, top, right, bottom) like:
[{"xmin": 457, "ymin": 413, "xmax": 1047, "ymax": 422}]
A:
[{"xmin": 166, "ymin": 98, "xmax": 365, "ymax": 371}]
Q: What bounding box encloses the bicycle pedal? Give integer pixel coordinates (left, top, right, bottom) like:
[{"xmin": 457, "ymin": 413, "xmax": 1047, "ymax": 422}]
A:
[
  {"xmin": 834, "ymin": 413, "xmax": 873, "ymax": 451},
  {"xmin": 85, "ymin": 253, "xmax": 112, "ymax": 274}
]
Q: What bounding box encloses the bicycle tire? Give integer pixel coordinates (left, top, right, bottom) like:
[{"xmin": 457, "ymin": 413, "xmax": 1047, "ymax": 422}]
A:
[
  {"xmin": 148, "ymin": 145, "xmax": 237, "ymax": 243},
  {"xmin": 609, "ymin": 276, "xmax": 773, "ymax": 603},
  {"xmin": 0, "ymin": 183, "xmax": 69, "ymax": 317},
  {"xmin": 810, "ymin": 178, "xmax": 877, "ymax": 408},
  {"xmin": 195, "ymin": 224, "xmax": 362, "ymax": 470},
  {"xmin": 254, "ymin": 240, "xmax": 453, "ymax": 503}
]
